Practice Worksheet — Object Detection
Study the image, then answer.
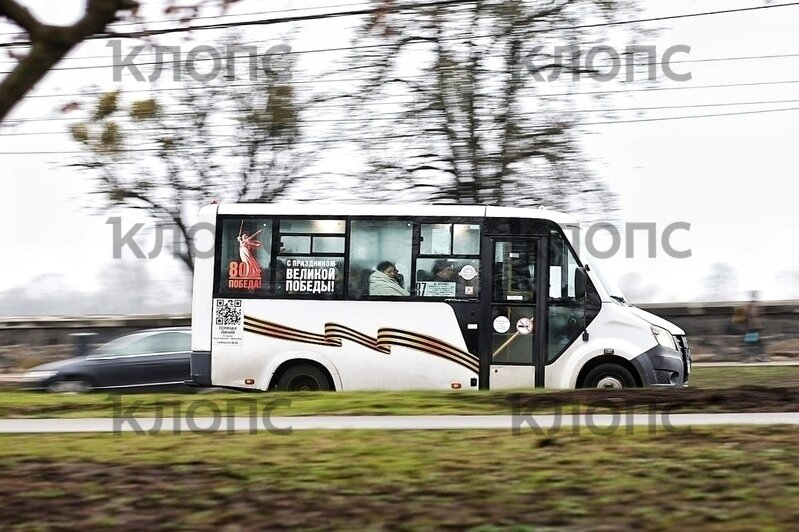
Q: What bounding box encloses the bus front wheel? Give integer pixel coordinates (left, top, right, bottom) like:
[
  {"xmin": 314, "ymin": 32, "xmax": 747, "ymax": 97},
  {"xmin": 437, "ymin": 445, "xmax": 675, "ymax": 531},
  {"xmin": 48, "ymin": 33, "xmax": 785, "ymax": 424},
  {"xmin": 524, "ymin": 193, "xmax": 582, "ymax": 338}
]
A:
[
  {"xmin": 275, "ymin": 364, "xmax": 332, "ymax": 392},
  {"xmin": 582, "ymin": 364, "xmax": 637, "ymax": 389}
]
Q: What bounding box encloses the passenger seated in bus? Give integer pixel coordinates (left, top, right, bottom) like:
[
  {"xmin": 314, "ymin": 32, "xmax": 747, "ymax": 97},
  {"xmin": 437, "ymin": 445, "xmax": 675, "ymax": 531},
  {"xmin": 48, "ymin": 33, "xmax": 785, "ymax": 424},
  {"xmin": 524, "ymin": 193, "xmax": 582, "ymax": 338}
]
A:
[
  {"xmin": 430, "ymin": 260, "xmax": 477, "ymax": 297},
  {"xmin": 369, "ymin": 261, "xmax": 410, "ymax": 296},
  {"xmin": 432, "ymin": 260, "xmax": 458, "ymax": 282},
  {"xmin": 416, "ymin": 269, "xmax": 434, "ymax": 281},
  {"xmin": 430, "ymin": 259, "xmax": 463, "ymax": 283},
  {"xmin": 349, "ymin": 266, "xmax": 372, "ymax": 296}
]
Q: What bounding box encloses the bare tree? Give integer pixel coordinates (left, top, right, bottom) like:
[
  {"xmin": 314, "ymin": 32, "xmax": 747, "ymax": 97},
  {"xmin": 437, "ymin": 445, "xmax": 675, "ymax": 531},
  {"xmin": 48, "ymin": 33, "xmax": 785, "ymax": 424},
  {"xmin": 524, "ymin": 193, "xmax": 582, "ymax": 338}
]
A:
[
  {"xmin": 68, "ymin": 46, "xmax": 310, "ymax": 271},
  {"xmin": 316, "ymin": 0, "xmax": 646, "ymax": 214}
]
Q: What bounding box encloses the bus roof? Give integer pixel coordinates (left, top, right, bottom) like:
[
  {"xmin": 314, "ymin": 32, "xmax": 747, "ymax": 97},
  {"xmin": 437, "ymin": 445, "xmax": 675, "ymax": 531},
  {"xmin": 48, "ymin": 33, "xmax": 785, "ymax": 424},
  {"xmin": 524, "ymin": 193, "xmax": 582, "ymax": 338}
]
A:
[{"xmin": 214, "ymin": 204, "xmax": 579, "ymax": 225}]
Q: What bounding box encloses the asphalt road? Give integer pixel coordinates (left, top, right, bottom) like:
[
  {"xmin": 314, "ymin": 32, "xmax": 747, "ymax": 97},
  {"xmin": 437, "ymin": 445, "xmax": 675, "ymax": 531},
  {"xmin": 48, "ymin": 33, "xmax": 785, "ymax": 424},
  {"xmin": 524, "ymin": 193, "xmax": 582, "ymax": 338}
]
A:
[{"xmin": 1, "ymin": 413, "xmax": 799, "ymax": 433}]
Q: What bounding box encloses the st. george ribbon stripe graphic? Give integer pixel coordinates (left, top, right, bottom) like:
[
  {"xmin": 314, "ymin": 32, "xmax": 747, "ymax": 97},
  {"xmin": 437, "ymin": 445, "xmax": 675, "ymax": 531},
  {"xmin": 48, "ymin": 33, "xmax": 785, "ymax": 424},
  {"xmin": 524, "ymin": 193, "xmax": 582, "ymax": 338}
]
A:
[
  {"xmin": 376, "ymin": 329, "xmax": 479, "ymax": 373},
  {"xmin": 243, "ymin": 317, "xmax": 331, "ymax": 346},
  {"xmin": 243, "ymin": 315, "xmax": 479, "ymax": 373}
]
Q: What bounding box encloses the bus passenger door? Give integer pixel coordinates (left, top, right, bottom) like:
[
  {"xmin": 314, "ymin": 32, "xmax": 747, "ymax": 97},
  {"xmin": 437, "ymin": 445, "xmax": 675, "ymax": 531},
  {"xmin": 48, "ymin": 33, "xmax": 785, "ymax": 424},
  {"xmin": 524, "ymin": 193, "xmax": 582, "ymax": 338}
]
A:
[{"xmin": 484, "ymin": 237, "xmax": 545, "ymax": 389}]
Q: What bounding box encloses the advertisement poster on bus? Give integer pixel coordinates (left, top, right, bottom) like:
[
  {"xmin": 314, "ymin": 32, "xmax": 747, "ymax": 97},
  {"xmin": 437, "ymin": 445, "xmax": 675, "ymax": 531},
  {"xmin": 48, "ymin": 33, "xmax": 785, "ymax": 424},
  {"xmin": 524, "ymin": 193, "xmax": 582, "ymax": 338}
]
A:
[{"xmin": 218, "ymin": 218, "xmax": 272, "ymax": 296}]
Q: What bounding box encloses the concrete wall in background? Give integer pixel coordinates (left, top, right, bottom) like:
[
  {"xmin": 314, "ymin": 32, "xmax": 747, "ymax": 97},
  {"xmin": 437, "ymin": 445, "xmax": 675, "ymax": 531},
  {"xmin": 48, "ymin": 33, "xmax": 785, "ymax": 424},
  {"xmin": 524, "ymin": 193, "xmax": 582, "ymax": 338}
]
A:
[
  {"xmin": 0, "ymin": 315, "xmax": 190, "ymax": 350},
  {"xmin": 0, "ymin": 302, "xmax": 797, "ymax": 364}
]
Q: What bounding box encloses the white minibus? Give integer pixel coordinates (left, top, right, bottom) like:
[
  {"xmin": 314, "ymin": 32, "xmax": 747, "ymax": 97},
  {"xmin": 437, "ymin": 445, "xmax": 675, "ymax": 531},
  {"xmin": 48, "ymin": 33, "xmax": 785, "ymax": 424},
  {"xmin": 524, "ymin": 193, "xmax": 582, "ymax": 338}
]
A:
[{"xmin": 190, "ymin": 204, "xmax": 690, "ymax": 391}]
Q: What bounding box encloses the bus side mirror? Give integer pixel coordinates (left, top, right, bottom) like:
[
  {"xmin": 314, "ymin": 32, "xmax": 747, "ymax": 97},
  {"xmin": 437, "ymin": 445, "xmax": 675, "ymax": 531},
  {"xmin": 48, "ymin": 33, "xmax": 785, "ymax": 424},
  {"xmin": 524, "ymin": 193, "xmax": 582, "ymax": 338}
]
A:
[{"xmin": 574, "ymin": 267, "xmax": 587, "ymax": 299}]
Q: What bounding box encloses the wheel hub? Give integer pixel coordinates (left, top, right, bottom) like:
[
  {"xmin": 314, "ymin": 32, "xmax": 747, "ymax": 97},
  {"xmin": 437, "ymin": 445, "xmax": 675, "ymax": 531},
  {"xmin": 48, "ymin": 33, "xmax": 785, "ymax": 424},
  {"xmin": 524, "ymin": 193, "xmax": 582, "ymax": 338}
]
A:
[{"xmin": 596, "ymin": 376, "xmax": 624, "ymax": 389}]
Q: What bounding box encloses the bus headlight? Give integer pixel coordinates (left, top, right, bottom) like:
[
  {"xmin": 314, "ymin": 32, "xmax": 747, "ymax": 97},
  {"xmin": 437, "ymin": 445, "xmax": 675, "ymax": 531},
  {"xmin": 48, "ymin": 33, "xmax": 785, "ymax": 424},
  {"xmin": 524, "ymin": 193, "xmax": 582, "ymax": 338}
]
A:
[{"xmin": 651, "ymin": 326, "xmax": 677, "ymax": 351}]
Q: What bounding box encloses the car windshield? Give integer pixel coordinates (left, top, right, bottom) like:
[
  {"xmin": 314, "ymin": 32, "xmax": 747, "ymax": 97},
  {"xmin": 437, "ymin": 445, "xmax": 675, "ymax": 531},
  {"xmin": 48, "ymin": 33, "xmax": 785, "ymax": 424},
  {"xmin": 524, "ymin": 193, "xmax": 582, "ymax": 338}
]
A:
[{"xmin": 91, "ymin": 333, "xmax": 147, "ymax": 356}]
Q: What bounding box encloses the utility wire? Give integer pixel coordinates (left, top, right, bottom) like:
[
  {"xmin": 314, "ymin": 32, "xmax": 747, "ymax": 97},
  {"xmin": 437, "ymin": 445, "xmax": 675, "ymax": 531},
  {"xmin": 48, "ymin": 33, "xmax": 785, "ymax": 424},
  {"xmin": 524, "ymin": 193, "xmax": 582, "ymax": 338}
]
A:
[
  {"xmin": 582, "ymin": 105, "xmax": 799, "ymax": 125},
  {"xmin": 4, "ymin": 97, "xmax": 799, "ymax": 136},
  {"xmin": 4, "ymin": 48, "xmax": 799, "ymax": 74},
  {"xmin": 5, "ymin": 78, "xmax": 799, "ymax": 125},
  {"xmin": 2, "ymin": 0, "xmax": 798, "ymax": 49},
  {"xmin": 5, "ymin": 45, "xmax": 799, "ymax": 68},
  {"xmin": 0, "ymin": 0, "xmax": 480, "ymax": 48},
  {"xmin": 2, "ymin": 105, "xmax": 799, "ymax": 154}
]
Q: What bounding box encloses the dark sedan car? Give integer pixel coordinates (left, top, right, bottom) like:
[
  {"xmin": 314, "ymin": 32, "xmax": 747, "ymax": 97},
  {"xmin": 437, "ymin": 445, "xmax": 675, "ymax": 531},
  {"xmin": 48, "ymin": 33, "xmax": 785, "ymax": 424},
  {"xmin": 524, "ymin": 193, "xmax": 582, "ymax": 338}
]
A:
[{"xmin": 20, "ymin": 328, "xmax": 193, "ymax": 392}]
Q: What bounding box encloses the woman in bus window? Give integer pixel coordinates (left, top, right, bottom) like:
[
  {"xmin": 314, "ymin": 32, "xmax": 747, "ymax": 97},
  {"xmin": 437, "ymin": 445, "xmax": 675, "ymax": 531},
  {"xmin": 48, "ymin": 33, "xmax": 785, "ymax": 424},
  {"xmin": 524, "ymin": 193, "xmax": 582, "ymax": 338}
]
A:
[{"xmin": 369, "ymin": 261, "xmax": 410, "ymax": 296}]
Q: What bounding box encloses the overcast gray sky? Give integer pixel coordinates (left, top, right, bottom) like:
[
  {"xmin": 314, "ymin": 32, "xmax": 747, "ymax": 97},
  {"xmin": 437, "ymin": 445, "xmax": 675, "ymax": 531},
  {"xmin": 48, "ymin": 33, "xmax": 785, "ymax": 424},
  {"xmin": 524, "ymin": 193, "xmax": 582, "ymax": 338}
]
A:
[{"xmin": 1, "ymin": 0, "xmax": 798, "ymax": 309}]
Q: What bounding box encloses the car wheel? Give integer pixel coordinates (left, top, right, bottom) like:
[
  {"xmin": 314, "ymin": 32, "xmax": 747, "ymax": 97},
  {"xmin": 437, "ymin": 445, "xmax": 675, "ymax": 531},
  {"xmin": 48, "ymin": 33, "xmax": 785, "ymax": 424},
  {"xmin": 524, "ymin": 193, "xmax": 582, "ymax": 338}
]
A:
[
  {"xmin": 583, "ymin": 364, "xmax": 637, "ymax": 389},
  {"xmin": 47, "ymin": 378, "xmax": 93, "ymax": 393},
  {"xmin": 276, "ymin": 364, "xmax": 332, "ymax": 392}
]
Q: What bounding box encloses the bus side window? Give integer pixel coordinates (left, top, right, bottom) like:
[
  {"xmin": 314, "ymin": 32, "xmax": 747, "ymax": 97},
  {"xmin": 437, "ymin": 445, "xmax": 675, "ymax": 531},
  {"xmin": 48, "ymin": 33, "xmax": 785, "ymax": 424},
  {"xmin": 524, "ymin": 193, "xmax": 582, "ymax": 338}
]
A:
[
  {"xmin": 417, "ymin": 223, "xmax": 481, "ymax": 299},
  {"xmin": 348, "ymin": 220, "xmax": 413, "ymax": 297},
  {"xmin": 276, "ymin": 219, "xmax": 345, "ymax": 298}
]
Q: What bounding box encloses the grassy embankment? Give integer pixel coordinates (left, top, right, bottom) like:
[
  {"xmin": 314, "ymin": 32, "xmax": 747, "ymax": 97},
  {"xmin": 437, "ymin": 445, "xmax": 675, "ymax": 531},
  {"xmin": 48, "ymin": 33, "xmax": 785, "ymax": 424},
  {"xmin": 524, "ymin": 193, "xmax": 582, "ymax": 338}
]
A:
[{"xmin": 0, "ymin": 426, "xmax": 797, "ymax": 529}]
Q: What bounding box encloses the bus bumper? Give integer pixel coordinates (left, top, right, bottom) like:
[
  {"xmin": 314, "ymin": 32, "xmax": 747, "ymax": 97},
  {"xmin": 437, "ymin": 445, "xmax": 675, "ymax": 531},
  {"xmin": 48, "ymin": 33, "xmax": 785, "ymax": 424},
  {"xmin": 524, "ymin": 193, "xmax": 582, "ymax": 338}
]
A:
[
  {"xmin": 189, "ymin": 351, "xmax": 212, "ymax": 386},
  {"xmin": 631, "ymin": 345, "xmax": 686, "ymax": 387}
]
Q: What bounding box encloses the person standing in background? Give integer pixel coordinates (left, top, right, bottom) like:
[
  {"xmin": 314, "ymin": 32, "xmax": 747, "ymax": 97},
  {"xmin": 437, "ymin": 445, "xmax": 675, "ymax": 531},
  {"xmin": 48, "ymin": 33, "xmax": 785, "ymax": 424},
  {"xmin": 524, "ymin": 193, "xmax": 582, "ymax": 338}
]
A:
[{"xmin": 742, "ymin": 291, "xmax": 766, "ymax": 362}]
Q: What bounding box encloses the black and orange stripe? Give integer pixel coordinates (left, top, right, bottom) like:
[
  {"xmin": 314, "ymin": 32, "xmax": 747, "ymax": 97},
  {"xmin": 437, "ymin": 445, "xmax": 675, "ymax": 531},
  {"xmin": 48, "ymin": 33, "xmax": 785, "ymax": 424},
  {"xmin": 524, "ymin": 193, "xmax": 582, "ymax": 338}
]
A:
[
  {"xmin": 243, "ymin": 315, "xmax": 479, "ymax": 374},
  {"xmin": 377, "ymin": 328, "xmax": 479, "ymax": 374},
  {"xmin": 243, "ymin": 316, "xmax": 337, "ymax": 347}
]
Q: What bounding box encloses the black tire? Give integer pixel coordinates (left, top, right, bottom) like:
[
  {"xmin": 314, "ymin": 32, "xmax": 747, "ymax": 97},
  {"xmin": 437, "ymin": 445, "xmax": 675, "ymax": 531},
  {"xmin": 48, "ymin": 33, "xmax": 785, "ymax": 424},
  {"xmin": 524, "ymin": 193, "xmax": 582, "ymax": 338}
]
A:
[
  {"xmin": 47, "ymin": 378, "xmax": 94, "ymax": 393},
  {"xmin": 275, "ymin": 364, "xmax": 332, "ymax": 392},
  {"xmin": 582, "ymin": 364, "xmax": 637, "ymax": 389}
]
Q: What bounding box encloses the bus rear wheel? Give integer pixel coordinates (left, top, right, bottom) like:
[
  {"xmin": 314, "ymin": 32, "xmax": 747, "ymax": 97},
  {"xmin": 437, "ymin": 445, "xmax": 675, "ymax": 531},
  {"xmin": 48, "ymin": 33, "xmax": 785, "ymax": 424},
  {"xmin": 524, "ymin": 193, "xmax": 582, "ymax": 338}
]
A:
[
  {"xmin": 582, "ymin": 364, "xmax": 637, "ymax": 389},
  {"xmin": 275, "ymin": 364, "xmax": 332, "ymax": 392}
]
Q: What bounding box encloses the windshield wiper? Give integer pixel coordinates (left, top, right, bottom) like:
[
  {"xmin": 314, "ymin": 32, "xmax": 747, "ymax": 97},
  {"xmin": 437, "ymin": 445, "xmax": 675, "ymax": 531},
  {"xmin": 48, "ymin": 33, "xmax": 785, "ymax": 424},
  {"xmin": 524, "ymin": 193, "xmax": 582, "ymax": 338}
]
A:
[{"xmin": 610, "ymin": 295, "xmax": 631, "ymax": 306}]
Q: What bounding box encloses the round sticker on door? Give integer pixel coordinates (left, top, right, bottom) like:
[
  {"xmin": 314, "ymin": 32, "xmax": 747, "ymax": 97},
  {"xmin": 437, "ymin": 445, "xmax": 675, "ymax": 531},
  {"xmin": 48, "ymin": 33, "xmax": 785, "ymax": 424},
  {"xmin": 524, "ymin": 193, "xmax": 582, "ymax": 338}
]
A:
[
  {"xmin": 493, "ymin": 315, "xmax": 511, "ymax": 334},
  {"xmin": 516, "ymin": 317, "xmax": 534, "ymax": 336},
  {"xmin": 459, "ymin": 264, "xmax": 478, "ymax": 281}
]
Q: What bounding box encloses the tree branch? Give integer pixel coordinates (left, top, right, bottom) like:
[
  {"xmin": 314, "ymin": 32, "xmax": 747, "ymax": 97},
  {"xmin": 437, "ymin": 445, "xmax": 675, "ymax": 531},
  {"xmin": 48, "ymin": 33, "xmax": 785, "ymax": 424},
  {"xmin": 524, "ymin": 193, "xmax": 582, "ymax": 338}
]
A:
[
  {"xmin": 0, "ymin": 0, "xmax": 38, "ymax": 33},
  {"xmin": 0, "ymin": 0, "xmax": 138, "ymax": 122}
]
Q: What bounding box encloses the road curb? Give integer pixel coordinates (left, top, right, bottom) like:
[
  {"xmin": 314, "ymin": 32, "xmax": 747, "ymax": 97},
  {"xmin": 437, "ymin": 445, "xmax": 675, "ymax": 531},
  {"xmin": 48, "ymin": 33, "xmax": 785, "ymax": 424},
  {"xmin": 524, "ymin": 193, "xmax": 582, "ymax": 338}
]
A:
[
  {"xmin": 692, "ymin": 361, "xmax": 799, "ymax": 367},
  {"xmin": 2, "ymin": 413, "xmax": 799, "ymax": 433}
]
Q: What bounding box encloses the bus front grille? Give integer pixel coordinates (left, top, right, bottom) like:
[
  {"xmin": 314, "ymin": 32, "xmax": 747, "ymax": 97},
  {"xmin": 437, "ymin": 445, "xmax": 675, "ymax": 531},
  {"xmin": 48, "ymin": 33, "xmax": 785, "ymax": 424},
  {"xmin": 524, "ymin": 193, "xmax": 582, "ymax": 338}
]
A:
[{"xmin": 675, "ymin": 335, "xmax": 691, "ymax": 383}]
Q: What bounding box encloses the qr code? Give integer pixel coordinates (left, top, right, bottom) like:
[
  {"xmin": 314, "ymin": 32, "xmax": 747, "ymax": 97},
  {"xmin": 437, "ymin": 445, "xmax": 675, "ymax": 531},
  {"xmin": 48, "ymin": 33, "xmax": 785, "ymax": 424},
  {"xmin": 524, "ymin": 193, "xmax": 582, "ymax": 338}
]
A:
[{"xmin": 215, "ymin": 299, "xmax": 243, "ymax": 326}]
